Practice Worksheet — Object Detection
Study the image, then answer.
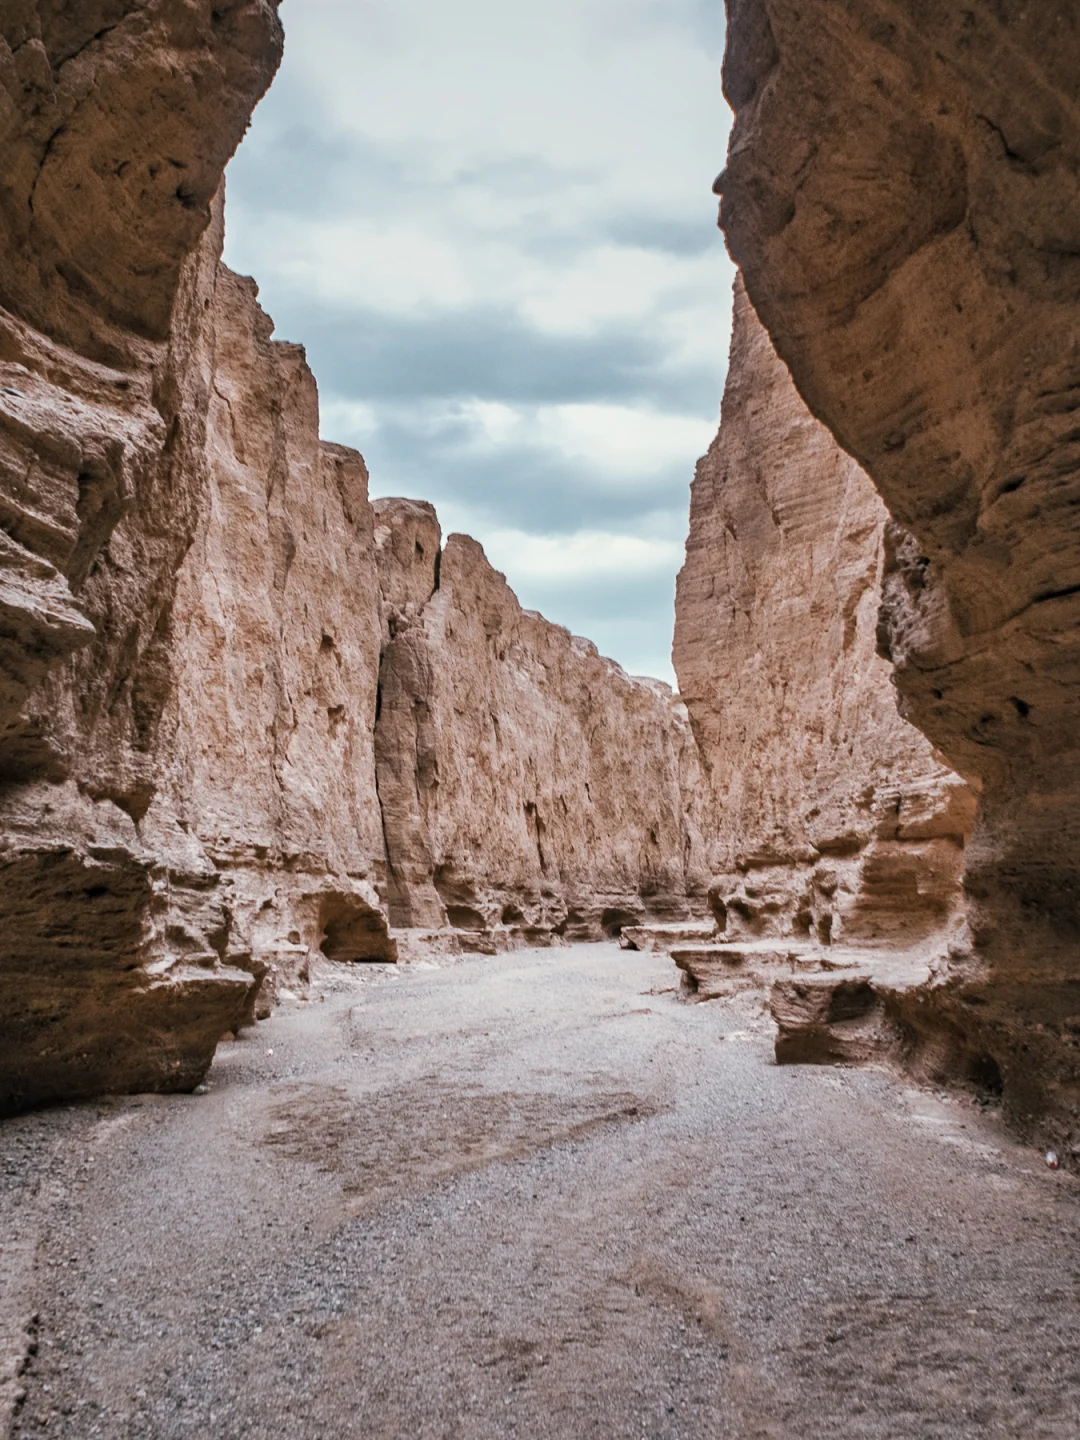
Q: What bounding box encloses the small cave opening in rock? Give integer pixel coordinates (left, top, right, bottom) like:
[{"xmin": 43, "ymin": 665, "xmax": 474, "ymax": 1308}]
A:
[
  {"xmin": 501, "ymin": 903, "xmax": 525, "ymax": 925},
  {"xmin": 817, "ymin": 913, "xmax": 834, "ymax": 946},
  {"xmin": 446, "ymin": 904, "xmax": 487, "ymax": 932},
  {"xmin": 319, "ymin": 896, "xmax": 395, "ymax": 963},
  {"xmin": 600, "ymin": 907, "xmax": 639, "ymax": 939},
  {"xmin": 826, "ymin": 979, "xmax": 878, "ymax": 1024},
  {"xmin": 968, "ymin": 1052, "xmax": 1004, "ymax": 1097}
]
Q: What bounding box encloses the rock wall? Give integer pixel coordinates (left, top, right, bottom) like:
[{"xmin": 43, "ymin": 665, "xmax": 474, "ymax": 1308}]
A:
[
  {"xmin": 154, "ymin": 265, "xmax": 393, "ymax": 1001},
  {"xmin": 0, "ymin": 3, "xmax": 284, "ymax": 1114},
  {"xmin": 674, "ymin": 276, "xmax": 972, "ymax": 953},
  {"xmin": 375, "ymin": 498, "xmax": 710, "ymax": 948},
  {"xmin": 0, "ymin": 2, "xmax": 712, "ymax": 1112},
  {"xmin": 719, "ymin": 0, "xmax": 1080, "ymax": 1135}
]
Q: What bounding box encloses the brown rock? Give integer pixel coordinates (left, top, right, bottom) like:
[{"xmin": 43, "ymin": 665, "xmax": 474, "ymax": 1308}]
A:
[
  {"xmin": 374, "ymin": 502, "xmax": 711, "ymax": 947},
  {"xmin": 674, "ymin": 278, "xmax": 973, "ymax": 957},
  {"xmin": 719, "ymin": 1, "xmax": 1080, "ymax": 1134},
  {"xmin": 0, "ymin": 3, "xmax": 286, "ymax": 1112},
  {"xmin": 0, "ymin": 0, "xmax": 713, "ymax": 1108},
  {"xmin": 156, "ymin": 265, "xmax": 395, "ymax": 991}
]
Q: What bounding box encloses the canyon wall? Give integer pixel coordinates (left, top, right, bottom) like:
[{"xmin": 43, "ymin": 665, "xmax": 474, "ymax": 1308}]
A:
[
  {"xmin": 153, "ymin": 265, "xmax": 393, "ymax": 996},
  {"xmin": 0, "ymin": 3, "xmax": 285, "ymax": 1113},
  {"xmin": 0, "ymin": 1, "xmax": 710, "ymax": 1114},
  {"xmin": 719, "ymin": 0, "xmax": 1080, "ymax": 1134},
  {"xmin": 375, "ymin": 497, "xmax": 710, "ymax": 948},
  {"xmin": 675, "ymin": 277, "xmax": 972, "ymax": 954}
]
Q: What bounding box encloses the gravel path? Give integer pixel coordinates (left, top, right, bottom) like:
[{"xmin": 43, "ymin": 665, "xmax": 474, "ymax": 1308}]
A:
[{"xmin": 3, "ymin": 943, "xmax": 1080, "ymax": 1439}]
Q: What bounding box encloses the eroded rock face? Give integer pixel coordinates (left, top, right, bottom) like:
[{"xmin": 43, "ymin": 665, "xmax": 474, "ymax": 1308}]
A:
[
  {"xmin": 0, "ymin": 2, "xmax": 284, "ymax": 1113},
  {"xmin": 157, "ymin": 267, "xmax": 394, "ymax": 996},
  {"xmin": 0, "ymin": 0, "xmax": 711, "ymax": 1108},
  {"xmin": 675, "ymin": 278, "xmax": 972, "ymax": 957},
  {"xmin": 720, "ymin": 1, "xmax": 1080, "ymax": 1134},
  {"xmin": 375, "ymin": 500, "xmax": 710, "ymax": 948}
]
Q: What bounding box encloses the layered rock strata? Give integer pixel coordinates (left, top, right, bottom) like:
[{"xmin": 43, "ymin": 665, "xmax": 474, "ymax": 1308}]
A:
[
  {"xmin": 719, "ymin": 0, "xmax": 1080, "ymax": 1137},
  {"xmin": 0, "ymin": 3, "xmax": 285, "ymax": 1113},
  {"xmin": 675, "ymin": 278, "xmax": 973, "ymax": 960},
  {"xmin": 374, "ymin": 497, "xmax": 711, "ymax": 948},
  {"xmin": 0, "ymin": 2, "xmax": 712, "ymax": 1112},
  {"xmin": 154, "ymin": 265, "xmax": 394, "ymax": 1001}
]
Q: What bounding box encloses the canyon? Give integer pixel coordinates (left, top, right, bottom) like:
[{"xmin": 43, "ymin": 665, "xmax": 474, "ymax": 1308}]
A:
[
  {"xmin": 0, "ymin": 3, "xmax": 707, "ymax": 1115},
  {"xmin": 1, "ymin": 0, "xmax": 1078, "ymax": 1151},
  {"xmin": 3, "ymin": 3, "xmax": 1080, "ymax": 1436}
]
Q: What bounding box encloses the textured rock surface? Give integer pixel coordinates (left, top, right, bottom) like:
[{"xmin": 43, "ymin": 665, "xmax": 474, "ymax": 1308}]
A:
[
  {"xmin": 156, "ymin": 265, "xmax": 394, "ymax": 999},
  {"xmin": 675, "ymin": 278, "xmax": 973, "ymax": 959},
  {"xmin": 0, "ymin": 2, "xmax": 285, "ymax": 1113},
  {"xmin": 375, "ymin": 500, "xmax": 711, "ymax": 948},
  {"xmin": 0, "ymin": 0, "xmax": 711, "ymax": 1108},
  {"xmin": 719, "ymin": 1, "xmax": 1080, "ymax": 1137}
]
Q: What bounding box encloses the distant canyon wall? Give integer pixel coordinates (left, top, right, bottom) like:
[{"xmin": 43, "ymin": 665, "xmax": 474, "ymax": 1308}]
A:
[
  {"xmin": 718, "ymin": 0, "xmax": 1080, "ymax": 1134},
  {"xmin": 375, "ymin": 498, "xmax": 710, "ymax": 947},
  {"xmin": 675, "ymin": 277, "xmax": 972, "ymax": 956}
]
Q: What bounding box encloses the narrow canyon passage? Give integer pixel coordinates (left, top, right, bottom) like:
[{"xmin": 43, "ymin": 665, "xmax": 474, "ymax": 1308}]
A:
[{"xmin": 4, "ymin": 947, "xmax": 1079, "ymax": 1440}]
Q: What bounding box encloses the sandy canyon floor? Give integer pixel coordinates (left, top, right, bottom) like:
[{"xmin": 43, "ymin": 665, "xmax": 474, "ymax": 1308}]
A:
[{"xmin": 3, "ymin": 944, "xmax": 1080, "ymax": 1440}]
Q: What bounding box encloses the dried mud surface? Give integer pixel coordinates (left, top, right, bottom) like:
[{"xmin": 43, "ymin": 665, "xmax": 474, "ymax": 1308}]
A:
[{"xmin": 3, "ymin": 945, "xmax": 1080, "ymax": 1439}]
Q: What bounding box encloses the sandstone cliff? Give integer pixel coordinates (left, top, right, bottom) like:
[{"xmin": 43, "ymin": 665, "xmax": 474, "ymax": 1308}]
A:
[
  {"xmin": 719, "ymin": 0, "xmax": 1080, "ymax": 1135},
  {"xmin": 375, "ymin": 498, "xmax": 710, "ymax": 948},
  {"xmin": 154, "ymin": 266, "xmax": 393, "ymax": 997},
  {"xmin": 0, "ymin": 3, "xmax": 284, "ymax": 1113},
  {"xmin": 0, "ymin": 1, "xmax": 712, "ymax": 1112},
  {"xmin": 675, "ymin": 277, "xmax": 972, "ymax": 953}
]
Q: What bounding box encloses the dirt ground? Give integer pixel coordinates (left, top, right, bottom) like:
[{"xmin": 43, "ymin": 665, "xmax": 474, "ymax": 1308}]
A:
[{"xmin": 3, "ymin": 943, "xmax": 1079, "ymax": 1439}]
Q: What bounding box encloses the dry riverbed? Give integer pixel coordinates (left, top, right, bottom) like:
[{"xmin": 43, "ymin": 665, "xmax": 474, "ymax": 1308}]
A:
[{"xmin": 3, "ymin": 943, "xmax": 1079, "ymax": 1439}]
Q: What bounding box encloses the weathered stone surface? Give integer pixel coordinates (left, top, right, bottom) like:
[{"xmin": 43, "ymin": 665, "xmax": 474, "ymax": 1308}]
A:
[
  {"xmin": 620, "ymin": 920, "xmax": 718, "ymax": 954},
  {"xmin": 157, "ymin": 266, "xmax": 394, "ymax": 998},
  {"xmin": 374, "ymin": 501, "xmax": 711, "ymax": 947},
  {"xmin": 0, "ymin": 1, "xmax": 283, "ymax": 355},
  {"xmin": 674, "ymin": 278, "xmax": 973, "ymax": 961},
  {"xmin": 719, "ymin": 1, "xmax": 1080, "ymax": 1137},
  {"xmin": 0, "ymin": 2, "xmax": 284, "ymax": 1112},
  {"xmin": 0, "ymin": 0, "xmax": 713, "ymax": 1107}
]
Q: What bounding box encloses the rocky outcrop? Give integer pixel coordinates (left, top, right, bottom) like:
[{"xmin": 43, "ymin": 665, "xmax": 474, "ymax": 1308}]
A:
[
  {"xmin": 675, "ymin": 278, "xmax": 973, "ymax": 959},
  {"xmin": 156, "ymin": 267, "xmax": 394, "ymax": 996},
  {"xmin": 719, "ymin": 1, "xmax": 1080, "ymax": 1137},
  {"xmin": 0, "ymin": 3, "xmax": 285, "ymax": 1113},
  {"xmin": 0, "ymin": 1, "xmax": 711, "ymax": 1112},
  {"xmin": 374, "ymin": 498, "xmax": 711, "ymax": 949}
]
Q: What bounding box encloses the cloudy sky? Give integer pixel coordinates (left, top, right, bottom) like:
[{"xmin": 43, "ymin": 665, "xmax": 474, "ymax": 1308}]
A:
[{"xmin": 223, "ymin": 0, "xmax": 734, "ymax": 683}]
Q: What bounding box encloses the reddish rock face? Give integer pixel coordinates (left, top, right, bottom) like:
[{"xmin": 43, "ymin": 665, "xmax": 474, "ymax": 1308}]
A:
[
  {"xmin": 719, "ymin": 1, "xmax": 1080, "ymax": 1134},
  {"xmin": 375, "ymin": 500, "xmax": 711, "ymax": 947},
  {"xmin": 675, "ymin": 277, "xmax": 973, "ymax": 955}
]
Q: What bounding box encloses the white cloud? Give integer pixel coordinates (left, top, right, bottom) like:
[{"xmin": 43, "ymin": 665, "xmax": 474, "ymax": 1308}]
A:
[
  {"xmin": 225, "ymin": 0, "xmax": 733, "ymax": 679},
  {"xmin": 480, "ymin": 526, "xmax": 684, "ymax": 586}
]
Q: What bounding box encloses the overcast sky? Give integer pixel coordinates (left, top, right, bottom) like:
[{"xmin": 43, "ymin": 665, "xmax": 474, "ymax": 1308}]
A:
[{"xmin": 223, "ymin": 0, "xmax": 734, "ymax": 684}]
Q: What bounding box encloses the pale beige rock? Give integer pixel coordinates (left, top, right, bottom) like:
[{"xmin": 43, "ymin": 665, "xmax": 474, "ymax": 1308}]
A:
[
  {"xmin": 155, "ymin": 265, "xmax": 395, "ymax": 998},
  {"xmin": 674, "ymin": 278, "xmax": 973, "ymax": 963},
  {"xmin": 0, "ymin": 3, "xmax": 284, "ymax": 1112},
  {"xmin": 720, "ymin": 0, "xmax": 1080, "ymax": 1139},
  {"xmin": 0, "ymin": 0, "xmax": 712, "ymax": 1109},
  {"xmin": 375, "ymin": 504, "xmax": 711, "ymax": 946}
]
